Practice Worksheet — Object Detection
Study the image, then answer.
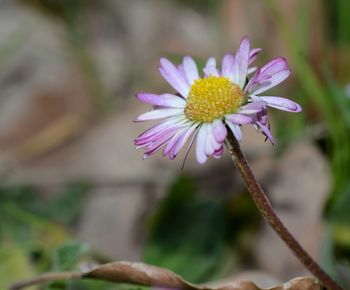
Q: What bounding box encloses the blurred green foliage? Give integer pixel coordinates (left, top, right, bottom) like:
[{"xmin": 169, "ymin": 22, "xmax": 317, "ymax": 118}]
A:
[
  {"xmin": 175, "ymin": 0, "xmax": 221, "ymax": 13},
  {"xmin": 144, "ymin": 175, "xmax": 260, "ymax": 283},
  {"xmin": 0, "ymin": 182, "xmax": 91, "ymax": 288},
  {"xmin": 267, "ymin": 0, "xmax": 350, "ymax": 287},
  {"xmin": 324, "ymin": 0, "xmax": 350, "ymax": 45},
  {"xmin": 44, "ymin": 242, "xmax": 148, "ymax": 290},
  {"xmin": 19, "ymin": 0, "xmax": 85, "ymax": 25}
]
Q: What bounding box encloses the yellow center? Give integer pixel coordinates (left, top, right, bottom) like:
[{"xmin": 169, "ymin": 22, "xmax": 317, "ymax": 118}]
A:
[{"xmin": 184, "ymin": 76, "xmax": 244, "ymax": 122}]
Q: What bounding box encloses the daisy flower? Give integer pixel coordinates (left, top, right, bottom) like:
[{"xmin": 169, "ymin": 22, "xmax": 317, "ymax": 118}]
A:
[{"xmin": 134, "ymin": 37, "xmax": 302, "ymax": 164}]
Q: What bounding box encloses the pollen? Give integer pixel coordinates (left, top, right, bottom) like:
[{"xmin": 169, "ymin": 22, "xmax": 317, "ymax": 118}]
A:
[{"xmin": 185, "ymin": 76, "xmax": 244, "ymax": 122}]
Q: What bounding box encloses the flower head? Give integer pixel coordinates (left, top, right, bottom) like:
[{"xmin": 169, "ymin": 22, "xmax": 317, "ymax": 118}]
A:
[{"xmin": 134, "ymin": 37, "xmax": 302, "ymax": 164}]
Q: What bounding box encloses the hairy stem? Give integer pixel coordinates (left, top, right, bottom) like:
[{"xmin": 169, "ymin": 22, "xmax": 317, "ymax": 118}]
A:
[{"xmin": 224, "ymin": 130, "xmax": 343, "ymax": 290}]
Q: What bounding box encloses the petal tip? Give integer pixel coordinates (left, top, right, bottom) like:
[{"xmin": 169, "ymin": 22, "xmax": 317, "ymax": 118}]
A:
[
  {"xmin": 135, "ymin": 93, "xmax": 143, "ymax": 100},
  {"xmin": 241, "ymin": 35, "xmax": 250, "ymax": 42}
]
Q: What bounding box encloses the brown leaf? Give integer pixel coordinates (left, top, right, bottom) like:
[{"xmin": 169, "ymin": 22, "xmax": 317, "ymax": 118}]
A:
[
  {"xmin": 9, "ymin": 261, "xmax": 321, "ymax": 290},
  {"xmin": 83, "ymin": 261, "xmax": 200, "ymax": 290},
  {"xmin": 269, "ymin": 276, "xmax": 321, "ymax": 290},
  {"xmin": 82, "ymin": 261, "xmax": 321, "ymax": 290}
]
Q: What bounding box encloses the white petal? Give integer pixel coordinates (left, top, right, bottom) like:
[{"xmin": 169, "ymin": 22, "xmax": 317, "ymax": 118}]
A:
[
  {"xmin": 247, "ymin": 67, "xmax": 257, "ymax": 75},
  {"xmin": 135, "ymin": 108, "xmax": 184, "ymax": 122},
  {"xmin": 204, "ymin": 123, "xmax": 215, "ymax": 155},
  {"xmin": 195, "ymin": 125, "xmax": 208, "ymax": 164},
  {"xmin": 226, "ymin": 120, "xmax": 242, "ymax": 141}
]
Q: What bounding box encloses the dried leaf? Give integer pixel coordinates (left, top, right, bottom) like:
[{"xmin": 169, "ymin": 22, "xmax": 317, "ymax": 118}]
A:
[
  {"xmin": 82, "ymin": 261, "xmax": 321, "ymax": 290},
  {"xmin": 10, "ymin": 261, "xmax": 322, "ymax": 290},
  {"xmin": 83, "ymin": 261, "xmax": 199, "ymax": 290},
  {"xmin": 269, "ymin": 276, "xmax": 321, "ymax": 290}
]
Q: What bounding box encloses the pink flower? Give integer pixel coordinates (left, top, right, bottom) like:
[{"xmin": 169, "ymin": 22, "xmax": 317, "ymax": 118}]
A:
[{"xmin": 134, "ymin": 37, "xmax": 302, "ymax": 164}]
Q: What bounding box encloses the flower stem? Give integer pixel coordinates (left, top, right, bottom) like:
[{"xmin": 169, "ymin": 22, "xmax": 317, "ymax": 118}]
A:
[{"xmin": 224, "ymin": 130, "xmax": 344, "ymax": 290}]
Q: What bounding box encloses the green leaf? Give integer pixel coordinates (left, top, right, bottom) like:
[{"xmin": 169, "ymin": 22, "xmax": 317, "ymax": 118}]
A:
[
  {"xmin": 144, "ymin": 175, "xmax": 259, "ymax": 283},
  {"xmin": 49, "ymin": 182, "xmax": 91, "ymax": 225},
  {"xmin": 52, "ymin": 241, "xmax": 89, "ymax": 271},
  {"xmin": 0, "ymin": 246, "xmax": 36, "ymax": 290}
]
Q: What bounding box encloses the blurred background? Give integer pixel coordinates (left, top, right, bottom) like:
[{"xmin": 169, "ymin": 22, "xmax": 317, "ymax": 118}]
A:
[{"xmin": 0, "ymin": 0, "xmax": 350, "ymax": 289}]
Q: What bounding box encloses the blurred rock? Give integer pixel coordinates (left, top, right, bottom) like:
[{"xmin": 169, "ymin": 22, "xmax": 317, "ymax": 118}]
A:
[
  {"xmin": 0, "ymin": 1, "xmax": 92, "ymax": 162},
  {"xmin": 77, "ymin": 186, "xmax": 150, "ymax": 261},
  {"xmin": 0, "ymin": 1, "xmax": 129, "ymax": 161},
  {"xmin": 2, "ymin": 101, "xmax": 168, "ymax": 185},
  {"xmin": 0, "ymin": 2, "xmax": 69, "ymax": 136},
  {"xmin": 254, "ymin": 141, "xmax": 331, "ymax": 279},
  {"xmin": 112, "ymin": 0, "xmax": 215, "ymax": 62}
]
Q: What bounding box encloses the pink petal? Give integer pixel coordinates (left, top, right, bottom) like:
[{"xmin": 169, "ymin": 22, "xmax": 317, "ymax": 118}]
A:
[
  {"xmin": 253, "ymin": 70, "xmax": 291, "ymax": 95},
  {"xmin": 143, "ymin": 127, "xmax": 180, "ymax": 157},
  {"xmin": 170, "ymin": 124, "xmax": 197, "ymax": 159},
  {"xmin": 212, "ymin": 119, "xmax": 227, "ymax": 142},
  {"xmin": 235, "ymin": 36, "xmax": 250, "ymax": 88},
  {"xmin": 226, "ymin": 114, "xmax": 254, "ymax": 125},
  {"xmin": 206, "ymin": 123, "xmax": 222, "ymax": 152},
  {"xmin": 261, "ymin": 57, "xmax": 288, "ymax": 75},
  {"xmin": 257, "ymin": 121, "xmax": 275, "ymax": 144},
  {"xmin": 183, "ymin": 56, "xmax": 199, "ymax": 85},
  {"xmin": 195, "ymin": 125, "xmax": 208, "ymax": 164},
  {"xmin": 159, "ymin": 58, "xmax": 190, "ymax": 97},
  {"xmin": 260, "ymin": 96, "xmax": 302, "ymax": 112},
  {"xmin": 221, "ymin": 54, "xmax": 235, "ymax": 79},
  {"xmin": 213, "ymin": 146, "xmax": 224, "ymax": 159},
  {"xmin": 244, "ymin": 68, "xmax": 263, "ymax": 92},
  {"xmin": 238, "ymin": 101, "xmax": 266, "ymax": 114},
  {"xmin": 249, "ymin": 48, "xmax": 262, "ymax": 65},
  {"xmin": 135, "ymin": 117, "xmax": 183, "ymax": 142},
  {"xmin": 210, "ymin": 132, "xmax": 222, "ymax": 151},
  {"xmin": 177, "ymin": 64, "xmax": 188, "ymax": 85},
  {"xmin": 249, "ymin": 58, "xmax": 291, "ymax": 95},
  {"xmin": 136, "ymin": 93, "xmax": 186, "ymax": 108},
  {"xmin": 163, "ymin": 126, "xmax": 188, "ymax": 156},
  {"xmin": 136, "ymin": 123, "xmax": 184, "ymax": 147}
]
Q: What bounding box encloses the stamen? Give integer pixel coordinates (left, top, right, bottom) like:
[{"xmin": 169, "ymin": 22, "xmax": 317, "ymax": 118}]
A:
[{"xmin": 185, "ymin": 76, "xmax": 244, "ymax": 122}]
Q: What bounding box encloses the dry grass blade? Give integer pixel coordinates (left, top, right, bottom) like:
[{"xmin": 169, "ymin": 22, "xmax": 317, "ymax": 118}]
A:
[{"xmin": 9, "ymin": 261, "xmax": 321, "ymax": 290}]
